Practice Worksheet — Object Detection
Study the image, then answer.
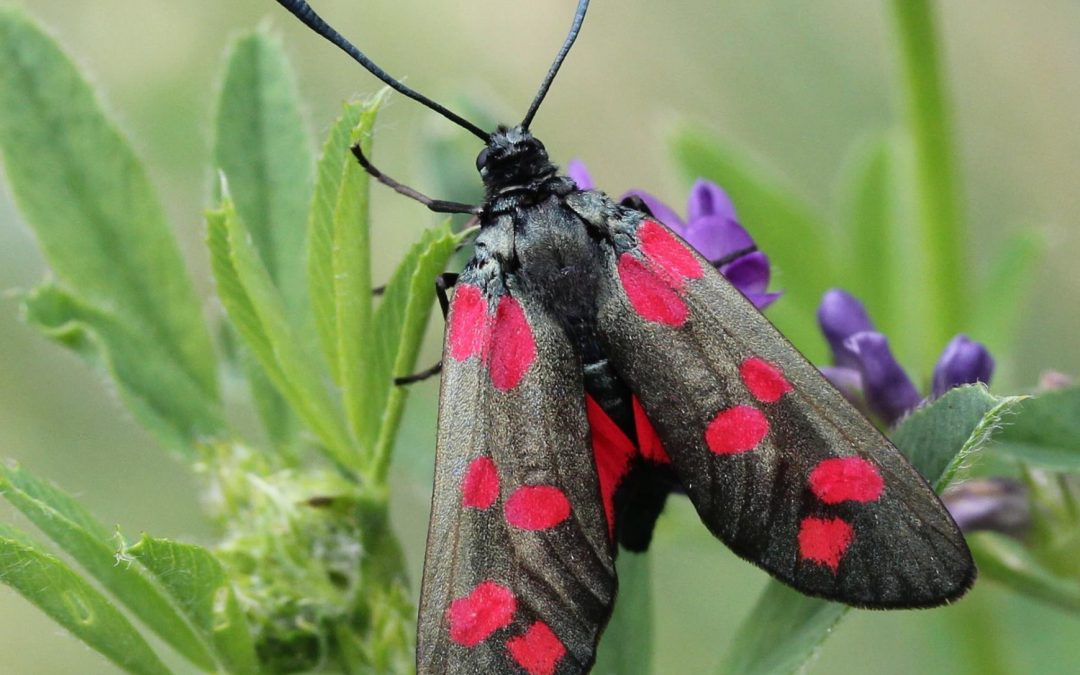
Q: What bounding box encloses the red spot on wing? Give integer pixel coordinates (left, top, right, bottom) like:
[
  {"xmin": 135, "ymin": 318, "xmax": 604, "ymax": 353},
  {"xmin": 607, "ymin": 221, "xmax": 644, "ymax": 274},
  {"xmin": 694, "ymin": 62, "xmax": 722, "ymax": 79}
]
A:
[
  {"xmin": 638, "ymin": 219, "xmax": 703, "ymax": 285},
  {"xmin": 448, "ymin": 284, "xmax": 489, "ymax": 361},
  {"xmin": 704, "ymin": 405, "xmax": 769, "ymax": 455},
  {"xmin": 585, "ymin": 395, "xmax": 637, "ymax": 538},
  {"xmin": 488, "ymin": 296, "xmax": 537, "ymax": 391},
  {"xmin": 633, "ymin": 396, "xmax": 670, "ymax": 464},
  {"xmin": 617, "ymin": 254, "xmax": 689, "ymax": 326},
  {"xmin": 798, "ymin": 517, "xmax": 854, "ymax": 572},
  {"xmin": 740, "ymin": 357, "xmax": 793, "ymax": 403},
  {"xmin": 462, "ymin": 456, "xmax": 500, "ymax": 509},
  {"xmin": 505, "ymin": 486, "xmax": 571, "ymax": 530},
  {"xmin": 447, "ymin": 581, "xmax": 516, "ymax": 647},
  {"xmin": 507, "ymin": 621, "xmax": 566, "ymax": 675},
  {"xmin": 809, "ymin": 457, "xmax": 884, "ymax": 504}
]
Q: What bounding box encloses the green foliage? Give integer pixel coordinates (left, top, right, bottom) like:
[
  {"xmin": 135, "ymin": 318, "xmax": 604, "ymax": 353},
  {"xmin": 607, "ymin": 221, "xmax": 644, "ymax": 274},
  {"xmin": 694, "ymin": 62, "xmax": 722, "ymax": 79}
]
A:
[
  {"xmin": 991, "ymin": 385, "xmax": 1080, "ymax": 471},
  {"xmin": 0, "ymin": 8, "xmax": 222, "ymax": 456},
  {"xmin": 0, "ymin": 11, "xmax": 456, "ymax": 673},
  {"xmin": 721, "ymin": 386, "xmax": 1023, "ymax": 675}
]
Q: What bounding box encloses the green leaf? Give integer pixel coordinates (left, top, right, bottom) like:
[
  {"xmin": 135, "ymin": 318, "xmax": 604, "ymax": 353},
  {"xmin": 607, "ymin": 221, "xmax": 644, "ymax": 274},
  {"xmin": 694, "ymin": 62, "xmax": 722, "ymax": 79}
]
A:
[
  {"xmin": 0, "ymin": 463, "xmax": 217, "ymax": 670},
  {"xmin": 127, "ymin": 536, "xmax": 259, "ymax": 675},
  {"xmin": 833, "ymin": 134, "xmax": 900, "ymax": 336},
  {"xmin": 368, "ymin": 223, "xmax": 459, "ymax": 481},
  {"xmin": 0, "ymin": 523, "xmax": 172, "ymax": 675},
  {"xmin": 307, "ymin": 99, "xmax": 373, "ymax": 381},
  {"xmin": 22, "ymin": 285, "xmax": 225, "ymax": 455},
  {"xmin": 720, "ymin": 583, "xmax": 846, "ymax": 675},
  {"xmin": 969, "ymin": 534, "xmax": 1080, "ymax": 614},
  {"xmin": 670, "ymin": 125, "xmax": 832, "ymax": 358},
  {"xmin": 208, "ymin": 193, "xmax": 358, "ymax": 470},
  {"xmin": 594, "ymin": 552, "xmax": 653, "ymax": 675},
  {"xmin": 720, "ymin": 386, "xmax": 1021, "ymax": 675},
  {"xmin": 213, "ymin": 29, "xmax": 313, "ymax": 448},
  {"xmin": 892, "ymin": 385, "xmax": 1024, "ymax": 490},
  {"xmin": 214, "ymin": 28, "xmax": 313, "ymax": 320},
  {"xmin": 971, "ymin": 232, "xmax": 1043, "ymax": 357},
  {"xmin": 332, "ymin": 103, "xmax": 381, "ymax": 448},
  {"xmin": 991, "ymin": 385, "xmax": 1080, "ymax": 471},
  {"xmin": 0, "ymin": 9, "xmax": 217, "ymax": 402}
]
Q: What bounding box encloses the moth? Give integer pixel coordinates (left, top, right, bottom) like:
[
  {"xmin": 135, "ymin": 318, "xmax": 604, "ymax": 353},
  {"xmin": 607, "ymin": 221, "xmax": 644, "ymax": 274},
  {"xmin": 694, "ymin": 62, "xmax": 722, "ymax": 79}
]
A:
[{"xmin": 276, "ymin": 1, "xmax": 975, "ymax": 673}]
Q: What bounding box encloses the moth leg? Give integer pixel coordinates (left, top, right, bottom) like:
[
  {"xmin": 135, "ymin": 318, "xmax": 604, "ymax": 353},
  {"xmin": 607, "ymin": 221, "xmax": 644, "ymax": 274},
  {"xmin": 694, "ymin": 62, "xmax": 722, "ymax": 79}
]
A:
[
  {"xmin": 351, "ymin": 144, "xmax": 481, "ymax": 215},
  {"xmin": 394, "ymin": 361, "xmax": 443, "ymax": 386},
  {"xmin": 392, "ymin": 273, "xmax": 458, "ymax": 386}
]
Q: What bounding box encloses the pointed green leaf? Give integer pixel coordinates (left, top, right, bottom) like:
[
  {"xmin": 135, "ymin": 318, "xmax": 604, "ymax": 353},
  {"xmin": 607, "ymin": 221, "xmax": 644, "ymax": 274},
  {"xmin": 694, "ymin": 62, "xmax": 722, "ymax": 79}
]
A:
[
  {"xmin": 834, "ymin": 134, "xmax": 900, "ymax": 335},
  {"xmin": 214, "ymin": 28, "xmax": 313, "ymax": 320},
  {"xmin": 308, "ymin": 99, "xmax": 372, "ymax": 380},
  {"xmin": 971, "ymin": 232, "xmax": 1042, "ymax": 355},
  {"xmin": 892, "ymin": 385, "xmax": 1024, "ymax": 490},
  {"xmin": 594, "ymin": 552, "xmax": 653, "ymax": 675},
  {"xmin": 0, "ymin": 463, "xmax": 217, "ymax": 670},
  {"xmin": 208, "ymin": 194, "xmax": 358, "ymax": 469},
  {"xmin": 0, "ymin": 9, "xmax": 217, "ymax": 401},
  {"xmin": 22, "ymin": 285, "xmax": 225, "ymax": 455},
  {"xmin": 670, "ymin": 125, "xmax": 833, "ymax": 358},
  {"xmin": 333, "ymin": 106, "xmax": 381, "ymax": 448},
  {"xmin": 720, "ymin": 386, "xmax": 1021, "ymax": 675},
  {"xmin": 369, "ymin": 223, "xmax": 459, "ymax": 480},
  {"xmin": 991, "ymin": 385, "xmax": 1080, "ymax": 470},
  {"xmin": 127, "ymin": 536, "xmax": 259, "ymax": 675},
  {"xmin": 0, "ymin": 523, "xmax": 172, "ymax": 675}
]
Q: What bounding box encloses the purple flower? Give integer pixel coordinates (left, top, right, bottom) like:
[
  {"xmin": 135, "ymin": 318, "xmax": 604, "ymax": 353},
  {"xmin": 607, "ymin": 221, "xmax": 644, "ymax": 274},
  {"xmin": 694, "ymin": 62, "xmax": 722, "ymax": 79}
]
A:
[
  {"xmin": 940, "ymin": 477, "xmax": 1030, "ymax": 538},
  {"xmin": 567, "ymin": 161, "xmax": 779, "ymax": 309},
  {"xmin": 817, "ymin": 289, "xmax": 995, "ymax": 426}
]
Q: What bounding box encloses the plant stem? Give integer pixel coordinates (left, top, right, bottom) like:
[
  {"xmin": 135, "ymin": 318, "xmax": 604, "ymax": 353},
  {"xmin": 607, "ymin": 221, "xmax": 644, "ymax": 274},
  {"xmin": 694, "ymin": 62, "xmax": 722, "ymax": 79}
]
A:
[{"xmin": 889, "ymin": 0, "xmax": 966, "ymax": 355}]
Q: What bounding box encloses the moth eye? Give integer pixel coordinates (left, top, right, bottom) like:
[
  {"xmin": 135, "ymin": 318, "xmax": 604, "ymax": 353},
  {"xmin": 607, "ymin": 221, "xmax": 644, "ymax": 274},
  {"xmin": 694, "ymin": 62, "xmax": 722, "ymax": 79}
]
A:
[{"xmin": 475, "ymin": 147, "xmax": 490, "ymax": 172}]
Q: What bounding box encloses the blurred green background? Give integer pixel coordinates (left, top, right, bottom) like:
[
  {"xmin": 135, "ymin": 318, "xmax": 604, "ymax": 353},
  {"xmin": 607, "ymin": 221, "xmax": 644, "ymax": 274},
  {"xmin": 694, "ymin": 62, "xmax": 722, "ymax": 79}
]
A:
[{"xmin": 2, "ymin": 1, "xmax": 1079, "ymax": 672}]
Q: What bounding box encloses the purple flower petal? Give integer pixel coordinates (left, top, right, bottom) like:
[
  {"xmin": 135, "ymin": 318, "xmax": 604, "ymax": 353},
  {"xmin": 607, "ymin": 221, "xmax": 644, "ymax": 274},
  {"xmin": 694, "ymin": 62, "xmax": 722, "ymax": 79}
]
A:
[
  {"xmin": 620, "ymin": 189, "xmax": 685, "ymax": 233},
  {"xmin": 932, "ymin": 334, "xmax": 995, "ymax": 398},
  {"xmin": 821, "ymin": 365, "xmax": 864, "ymax": 407},
  {"xmin": 686, "ymin": 179, "xmax": 738, "ymax": 223},
  {"xmin": 941, "ymin": 477, "xmax": 1030, "ymax": 538},
  {"xmin": 681, "ymin": 215, "xmax": 755, "ymax": 265},
  {"xmin": 817, "ymin": 289, "xmax": 876, "ymax": 369},
  {"xmin": 720, "ymin": 251, "xmax": 771, "ymax": 293},
  {"xmin": 845, "ymin": 331, "xmax": 921, "ymax": 426},
  {"xmin": 566, "ymin": 159, "xmax": 594, "ymax": 191},
  {"xmin": 743, "ymin": 291, "xmax": 782, "ymax": 310}
]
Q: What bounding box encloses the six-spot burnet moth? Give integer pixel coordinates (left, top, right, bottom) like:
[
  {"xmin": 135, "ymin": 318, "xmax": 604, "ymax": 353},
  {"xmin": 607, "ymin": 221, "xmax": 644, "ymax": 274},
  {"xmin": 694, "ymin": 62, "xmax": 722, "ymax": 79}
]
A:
[{"xmin": 276, "ymin": 1, "xmax": 976, "ymax": 673}]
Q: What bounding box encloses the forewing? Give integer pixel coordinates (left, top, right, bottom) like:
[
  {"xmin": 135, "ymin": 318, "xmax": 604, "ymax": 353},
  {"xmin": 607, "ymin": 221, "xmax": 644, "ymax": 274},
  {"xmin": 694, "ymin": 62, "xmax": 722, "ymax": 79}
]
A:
[
  {"xmin": 570, "ymin": 194, "xmax": 974, "ymax": 608},
  {"xmin": 418, "ymin": 267, "xmax": 615, "ymax": 674}
]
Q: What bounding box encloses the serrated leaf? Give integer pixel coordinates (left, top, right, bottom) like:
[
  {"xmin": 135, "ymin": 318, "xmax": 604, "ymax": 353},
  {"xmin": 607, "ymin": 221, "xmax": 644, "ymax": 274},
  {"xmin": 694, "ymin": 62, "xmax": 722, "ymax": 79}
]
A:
[
  {"xmin": 0, "ymin": 9, "xmax": 217, "ymax": 402},
  {"xmin": 720, "ymin": 385, "xmax": 1020, "ymax": 675},
  {"xmin": 0, "ymin": 463, "xmax": 217, "ymax": 670},
  {"xmin": 333, "ymin": 103, "xmax": 382, "ymax": 448},
  {"xmin": 22, "ymin": 284, "xmax": 225, "ymax": 455},
  {"xmin": 990, "ymin": 385, "xmax": 1080, "ymax": 470},
  {"xmin": 208, "ymin": 194, "xmax": 357, "ymax": 469},
  {"xmin": 0, "ymin": 523, "xmax": 172, "ymax": 675},
  {"xmin": 214, "ymin": 28, "xmax": 313, "ymax": 320},
  {"xmin": 127, "ymin": 535, "xmax": 259, "ymax": 675},
  {"xmin": 670, "ymin": 125, "xmax": 832, "ymax": 359},
  {"xmin": 308, "ymin": 99, "xmax": 372, "ymax": 381},
  {"xmin": 369, "ymin": 223, "xmax": 459, "ymax": 479},
  {"xmin": 214, "ymin": 29, "xmax": 313, "ymax": 448},
  {"xmin": 594, "ymin": 552, "xmax": 653, "ymax": 675},
  {"xmin": 893, "ymin": 385, "xmax": 1024, "ymax": 490}
]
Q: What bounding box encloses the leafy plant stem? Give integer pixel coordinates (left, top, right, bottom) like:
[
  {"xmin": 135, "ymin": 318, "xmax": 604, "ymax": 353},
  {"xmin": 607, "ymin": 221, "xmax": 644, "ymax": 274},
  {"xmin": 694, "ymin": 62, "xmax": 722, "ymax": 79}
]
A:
[{"xmin": 889, "ymin": 0, "xmax": 966, "ymax": 352}]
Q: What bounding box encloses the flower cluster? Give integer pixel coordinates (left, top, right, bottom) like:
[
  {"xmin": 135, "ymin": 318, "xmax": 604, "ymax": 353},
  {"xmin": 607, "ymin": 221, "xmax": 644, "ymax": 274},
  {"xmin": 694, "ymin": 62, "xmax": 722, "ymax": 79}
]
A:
[
  {"xmin": 817, "ymin": 289, "xmax": 995, "ymax": 426},
  {"xmin": 566, "ymin": 160, "xmax": 779, "ymax": 309}
]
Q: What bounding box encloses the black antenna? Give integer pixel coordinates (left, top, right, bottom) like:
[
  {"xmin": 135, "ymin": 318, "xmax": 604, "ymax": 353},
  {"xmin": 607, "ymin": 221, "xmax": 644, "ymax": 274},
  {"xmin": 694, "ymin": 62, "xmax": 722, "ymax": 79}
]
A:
[
  {"xmin": 521, "ymin": 0, "xmax": 590, "ymax": 129},
  {"xmin": 276, "ymin": 0, "xmax": 489, "ymax": 141}
]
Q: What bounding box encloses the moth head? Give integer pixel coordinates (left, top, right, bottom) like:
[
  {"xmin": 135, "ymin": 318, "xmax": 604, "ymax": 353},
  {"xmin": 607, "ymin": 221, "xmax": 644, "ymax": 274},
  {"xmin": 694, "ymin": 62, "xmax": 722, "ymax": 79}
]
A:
[{"xmin": 476, "ymin": 125, "xmax": 553, "ymax": 188}]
